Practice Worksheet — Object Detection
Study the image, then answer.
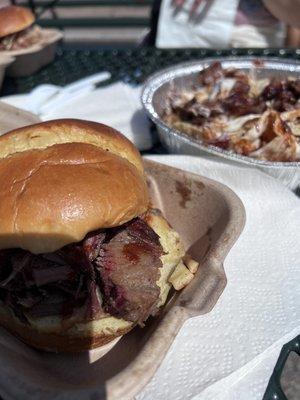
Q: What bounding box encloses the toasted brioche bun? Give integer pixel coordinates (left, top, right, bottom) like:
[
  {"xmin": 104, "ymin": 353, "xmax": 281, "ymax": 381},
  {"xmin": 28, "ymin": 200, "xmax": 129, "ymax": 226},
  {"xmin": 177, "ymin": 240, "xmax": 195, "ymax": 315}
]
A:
[
  {"xmin": 0, "ymin": 120, "xmax": 147, "ymax": 254},
  {"xmin": 0, "ymin": 6, "xmax": 35, "ymax": 39},
  {"xmin": 0, "ymin": 212, "xmax": 185, "ymax": 352},
  {"xmin": 0, "ymin": 119, "xmax": 143, "ymax": 173}
]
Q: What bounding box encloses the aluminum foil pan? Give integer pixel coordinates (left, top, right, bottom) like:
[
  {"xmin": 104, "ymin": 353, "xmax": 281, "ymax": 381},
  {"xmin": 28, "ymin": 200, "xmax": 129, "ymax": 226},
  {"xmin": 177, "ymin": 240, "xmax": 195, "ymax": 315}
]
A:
[{"xmin": 141, "ymin": 57, "xmax": 300, "ymax": 190}]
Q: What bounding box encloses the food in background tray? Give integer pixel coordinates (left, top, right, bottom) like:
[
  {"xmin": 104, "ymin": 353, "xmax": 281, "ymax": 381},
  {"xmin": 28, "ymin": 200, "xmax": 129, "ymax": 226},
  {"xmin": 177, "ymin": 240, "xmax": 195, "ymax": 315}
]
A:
[
  {"xmin": 0, "ymin": 6, "xmax": 44, "ymax": 51},
  {"xmin": 163, "ymin": 62, "xmax": 300, "ymax": 162}
]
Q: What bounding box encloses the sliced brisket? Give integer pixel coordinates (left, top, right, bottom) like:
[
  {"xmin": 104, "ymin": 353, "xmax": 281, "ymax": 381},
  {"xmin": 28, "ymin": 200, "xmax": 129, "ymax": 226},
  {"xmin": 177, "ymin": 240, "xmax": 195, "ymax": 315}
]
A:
[
  {"xmin": 0, "ymin": 216, "xmax": 162, "ymax": 325},
  {"xmin": 96, "ymin": 218, "xmax": 162, "ymax": 323}
]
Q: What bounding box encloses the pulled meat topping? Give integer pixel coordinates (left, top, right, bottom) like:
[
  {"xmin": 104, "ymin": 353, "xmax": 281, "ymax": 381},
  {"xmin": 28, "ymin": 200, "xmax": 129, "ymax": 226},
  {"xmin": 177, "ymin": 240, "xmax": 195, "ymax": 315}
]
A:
[
  {"xmin": 163, "ymin": 62, "xmax": 300, "ymax": 162},
  {"xmin": 222, "ymin": 80, "xmax": 266, "ymax": 116},
  {"xmin": 0, "ymin": 217, "xmax": 163, "ymax": 325}
]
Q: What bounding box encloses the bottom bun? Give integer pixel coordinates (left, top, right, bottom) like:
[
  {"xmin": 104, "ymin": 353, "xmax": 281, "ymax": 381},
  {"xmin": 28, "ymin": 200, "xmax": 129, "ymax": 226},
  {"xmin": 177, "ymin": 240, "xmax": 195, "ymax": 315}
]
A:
[{"xmin": 0, "ymin": 305, "xmax": 133, "ymax": 352}]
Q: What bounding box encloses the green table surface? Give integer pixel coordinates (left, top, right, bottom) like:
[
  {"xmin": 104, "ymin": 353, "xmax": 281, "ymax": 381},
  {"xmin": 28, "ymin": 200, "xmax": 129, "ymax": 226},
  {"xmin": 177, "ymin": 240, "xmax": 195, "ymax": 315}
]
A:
[{"xmin": 2, "ymin": 46, "xmax": 300, "ymax": 96}]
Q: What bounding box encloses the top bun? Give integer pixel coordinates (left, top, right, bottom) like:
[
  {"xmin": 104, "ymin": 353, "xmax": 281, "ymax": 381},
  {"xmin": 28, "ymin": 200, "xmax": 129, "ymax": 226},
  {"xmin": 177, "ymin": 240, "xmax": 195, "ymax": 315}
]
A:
[
  {"xmin": 0, "ymin": 119, "xmax": 144, "ymax": 173},
  {"xmin": 0, "ymin": 120, "xmax": 148, "ymax": 254},
  {"xmin": 0, "ymin": 6, "xmax": 35, "ymax": 38}
]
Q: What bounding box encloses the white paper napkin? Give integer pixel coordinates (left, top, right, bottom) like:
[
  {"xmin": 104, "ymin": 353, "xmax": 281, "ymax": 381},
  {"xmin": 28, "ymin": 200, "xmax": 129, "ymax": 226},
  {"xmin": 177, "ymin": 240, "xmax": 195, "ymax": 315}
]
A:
[
  {"xmin": 156, "ymin": 0, "xmax": 239, "ymax": 48},
  {"xmin": 136, "ymin": 155, "xmax": 300, "ymax": 400},
  {"xmin": 1, "ymin": 82, "xmax": 153, "ymax": 151},
  {"xmin": 191, "ymin": 327, "xmax": 299, "ymax": 400}
]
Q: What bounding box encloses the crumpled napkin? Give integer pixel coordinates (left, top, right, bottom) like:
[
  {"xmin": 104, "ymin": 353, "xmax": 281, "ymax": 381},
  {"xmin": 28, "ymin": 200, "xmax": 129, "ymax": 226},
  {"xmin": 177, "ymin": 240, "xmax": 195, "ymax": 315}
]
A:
[
  {"xmin": 1, "ymin": 82, "xmax": 153, "ymax": 151},
  {"xmin": 136, "ymin": 155, "xmax": 300, "ymax": 400}
]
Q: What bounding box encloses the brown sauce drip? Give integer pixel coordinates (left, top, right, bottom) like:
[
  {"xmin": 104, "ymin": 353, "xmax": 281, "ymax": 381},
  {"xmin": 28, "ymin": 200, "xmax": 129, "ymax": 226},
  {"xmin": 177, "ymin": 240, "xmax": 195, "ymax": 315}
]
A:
[
  {"xmin": 175, "ymin": 180, "xmax": 191, "ymax": 208},
  {"xmin": 122, "ymin": 243, "xmax": 144, "ymax": 263}
]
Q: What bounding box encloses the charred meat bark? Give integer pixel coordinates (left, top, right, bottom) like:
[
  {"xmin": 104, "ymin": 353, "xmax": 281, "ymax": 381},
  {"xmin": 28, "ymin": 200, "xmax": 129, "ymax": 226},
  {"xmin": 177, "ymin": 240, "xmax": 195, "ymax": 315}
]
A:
[{"xmin": 0, "ymin": 218, "xmax": 163, "ymax": 325}]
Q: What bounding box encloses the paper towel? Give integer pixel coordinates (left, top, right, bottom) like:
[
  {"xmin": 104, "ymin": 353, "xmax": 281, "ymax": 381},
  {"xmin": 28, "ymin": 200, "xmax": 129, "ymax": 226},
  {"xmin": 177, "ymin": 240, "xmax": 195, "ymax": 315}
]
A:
[
  {"xmin": 136, "ymin": 155, "xmax": 300, "ymax": 400},
  {"xmin": 156, "ymin": 0, "xmax": 239, "ymax": 48}
]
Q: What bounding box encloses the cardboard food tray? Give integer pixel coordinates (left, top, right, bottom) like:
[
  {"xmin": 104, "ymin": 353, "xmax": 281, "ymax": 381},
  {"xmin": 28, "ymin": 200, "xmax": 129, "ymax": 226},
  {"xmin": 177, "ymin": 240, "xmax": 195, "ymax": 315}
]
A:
[
  {"xmin": 0, "ymin": 156, "xmax": 245, "ymax": 400},
  {"xmin": 0, "ymin": 101, "xmax": 40, "ymax": 135},
  {"xmin": 1, "ymin": 29, "xmax": 63, "ymax": 77}
]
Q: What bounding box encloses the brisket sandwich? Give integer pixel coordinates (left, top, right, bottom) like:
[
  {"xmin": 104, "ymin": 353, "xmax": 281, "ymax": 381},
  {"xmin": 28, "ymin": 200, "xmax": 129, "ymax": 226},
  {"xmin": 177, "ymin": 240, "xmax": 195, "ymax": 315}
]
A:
[
  {"xmin": 0, "ymin": 6, "xmax": 42, "ymax": 51},
  {"xmin": 0, "ymin": 119, "xmax": 198, "ymax": 352}
]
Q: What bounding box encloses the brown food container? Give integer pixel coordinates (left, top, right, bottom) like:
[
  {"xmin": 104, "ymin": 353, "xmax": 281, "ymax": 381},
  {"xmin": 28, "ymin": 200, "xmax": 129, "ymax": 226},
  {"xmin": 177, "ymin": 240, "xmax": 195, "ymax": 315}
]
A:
[
  {"xmin": 0, "ymin": 152, "xmax": 245, "ymax": 399},
  {"xmin": 1, "ymin": 28, "xmax": 63, "ymax": 77},
  {"xmin": 0, "ymin": 101, "xmax": 40, "ymax": 134}
]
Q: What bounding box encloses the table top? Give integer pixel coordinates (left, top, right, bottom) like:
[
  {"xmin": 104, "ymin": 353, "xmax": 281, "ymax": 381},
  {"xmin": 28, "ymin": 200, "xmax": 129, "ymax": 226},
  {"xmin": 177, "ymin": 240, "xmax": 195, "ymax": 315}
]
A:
[
  {"xmin": 2, "ymin": 46, "xmax": 300, "ymax": 96},
  {"xmin": 2, "ymin": 46, "xmax": 300, "ymax": 159}
]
